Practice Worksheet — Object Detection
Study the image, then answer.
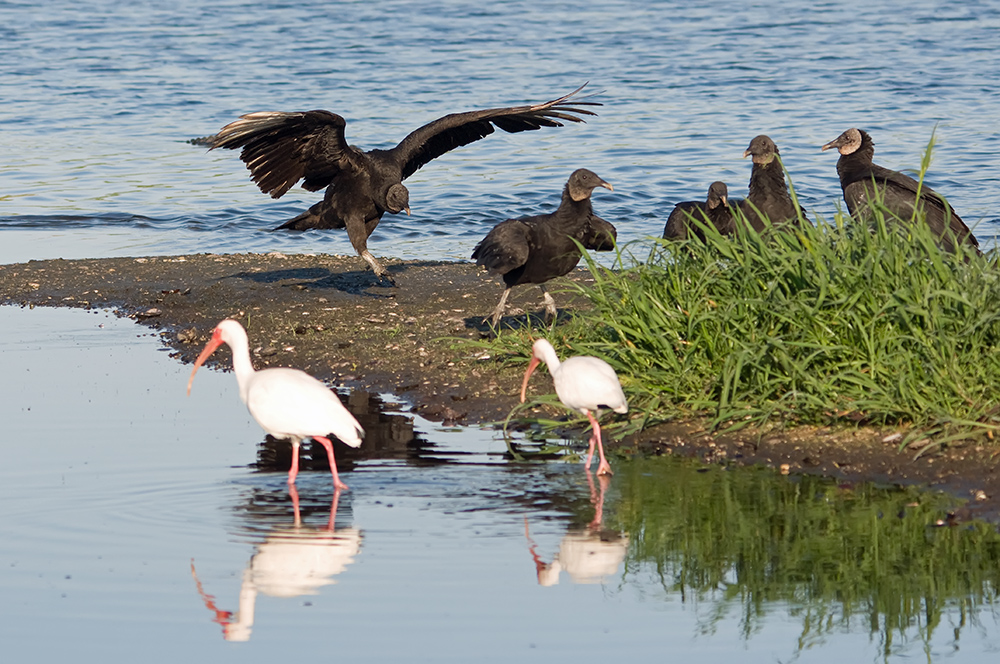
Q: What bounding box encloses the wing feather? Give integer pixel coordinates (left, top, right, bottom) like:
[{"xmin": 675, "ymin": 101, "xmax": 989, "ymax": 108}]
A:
[
  {"xmin": 208, "ymin": 110, "xmax": 352, "ymax": 198},
  {"xmin": 472, "ymin": 219, "xmax": 533, "ymax": 275},
  {"xmin": 583, "ymin": 215, "xmax": 618, "ymax": 250},
  {"xmin": 390, "ymin": 84, "xmax": 600, "ymax": 180}
]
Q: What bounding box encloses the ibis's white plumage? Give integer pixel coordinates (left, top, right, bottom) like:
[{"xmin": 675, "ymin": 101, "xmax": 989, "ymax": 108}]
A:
[
  {"xmin": 188, "ymin": 319, "xmax": 363, "ymax": 490},
  {"xmin": 242, "ymin": 367, "xmax": 363, "ymax": 450}
]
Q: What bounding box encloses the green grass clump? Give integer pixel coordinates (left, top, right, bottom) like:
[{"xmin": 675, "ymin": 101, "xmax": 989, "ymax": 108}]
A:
[
  {"xmin": 594, "ymin": 210, "xmax": 997, "ymax": 430},
  {"xmin": 489, "ymin": 192, "xmax": 1000, "ymax": 447}
]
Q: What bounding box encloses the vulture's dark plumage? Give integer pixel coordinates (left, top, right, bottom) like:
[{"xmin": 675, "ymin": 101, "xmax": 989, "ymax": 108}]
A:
[
  {"xmin": 738, "ymin": 135, "xmax": 808, "ymax": 230},
  {"xmin": 204, "ymin": 85, "xmax": 599, "ymax": 283},
  {"xmin": 821, "ymin": 128, "xmax": 978, "ymax": 254},
  {"xmin": 663, "ymin": 181, "xmax": 737, "ymax": 240},
  {"xmin": 472, "ymin": 169, "xmax": 615, "ymax": 326}
]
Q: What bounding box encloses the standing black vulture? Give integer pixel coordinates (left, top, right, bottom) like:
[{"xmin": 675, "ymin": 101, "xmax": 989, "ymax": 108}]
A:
[
  {"xmin": 738, "ymin": 135, "xmax": 808, "ymax": 230},
  {"xmin": 663, "ymin": 181, "xmax": 737, "ymax": 240},
  {"xmin": 472, "ymin": 169, "xmax": 615, "ymax": 326},
  {"xmin": 820, "ymin": 128, "xmax": 979, "ymax": 254},
  {"xmin": 204, "ymin": 85, "xmax": 599, "ymax": 283}
]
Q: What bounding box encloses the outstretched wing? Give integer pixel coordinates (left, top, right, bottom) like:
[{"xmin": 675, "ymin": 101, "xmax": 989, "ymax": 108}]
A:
[
  {"xmin": 390, "ymin": 84, "xmax": 600, "ymax": 180},
  {"xmin": 207, "ymin": 110, "xmax": 358, "ymax": 198},
  {"xmin": 472, "ymin": 219, "xmax": 533, "ymax": 276}
]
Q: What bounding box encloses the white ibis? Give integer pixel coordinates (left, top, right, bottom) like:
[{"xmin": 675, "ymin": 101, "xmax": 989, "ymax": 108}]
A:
[
  {"xmin": 519, "ymin": 338, "xmax": 627, "ymax": 475},
  {"xmin": 187, "ymin": 319, "xmax": 364, "ymax": 490}
]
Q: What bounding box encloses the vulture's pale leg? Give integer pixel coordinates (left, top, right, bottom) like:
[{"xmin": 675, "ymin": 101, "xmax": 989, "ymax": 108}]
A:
[
  {"xmin": 540, "ymin": 285, "xmax": 558, "ymax": 320},
  {"xmin": 488, "ymin": 287, "xmax": 512, "ymax": 326}
]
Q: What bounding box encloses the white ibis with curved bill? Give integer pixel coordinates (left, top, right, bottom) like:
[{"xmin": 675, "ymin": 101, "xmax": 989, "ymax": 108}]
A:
[
  {"xmin": 187, "ymin": 319, "xmax": 364, "ymax": 490},
  {"xmin": 520, "ymin": 338, "xmax": 627, "ymax": 475}
]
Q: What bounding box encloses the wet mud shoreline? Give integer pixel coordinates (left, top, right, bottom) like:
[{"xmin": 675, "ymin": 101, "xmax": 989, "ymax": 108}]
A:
[{"xmin": 2, "ymin": 252, "xmax": 999, "ymax": 522}]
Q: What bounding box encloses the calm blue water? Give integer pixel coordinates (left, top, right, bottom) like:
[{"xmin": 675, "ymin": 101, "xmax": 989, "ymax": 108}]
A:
[
  {"xmin": 4, "ymin": 3, "xmax": 1000, "ymax": 662},
  {"xmin": 2, "ymin": 0, "xmax": 999, "ymax": 266}
]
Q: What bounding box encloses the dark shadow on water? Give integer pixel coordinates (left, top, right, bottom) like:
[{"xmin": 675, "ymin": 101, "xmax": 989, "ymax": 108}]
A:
[
  {"xmin": 0, "ymin": 211, "xmax": 274, "ymax": 232},
  {"xmin": 252, "ymin": 390, "xmax": 434, "ymax": 475},
  {"xmin": 233, "ymin": 483, "xmax": 356, "ymax": 538},
  {"xmin": 0, "ymin": 213, "xmax": 157, "ymax": 229}
]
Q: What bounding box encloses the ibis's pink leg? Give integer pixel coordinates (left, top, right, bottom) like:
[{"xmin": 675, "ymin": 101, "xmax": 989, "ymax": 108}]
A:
[
  {"xmin": 314, "ymin": 436, "xmax": 349, "ymax": 491},
  {"xmin": 288, "ymin": 483, "xmax": 302, "ymax": 526},
  {"xmin": 586, "ymin": 412, "xmax": 613, "ymax": 476},
  {"xmin": 585, "ymin": 434, "xmax": 597, "ymax": 470},
  {"xmin": 287, "ymin": 439, "xmax": 301, "ymax": 485}
]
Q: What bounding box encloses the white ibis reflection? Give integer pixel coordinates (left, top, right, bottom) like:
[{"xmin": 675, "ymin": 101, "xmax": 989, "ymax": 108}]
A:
[
  {"xmin": 192, "ymin": 486, "xmax": 361, "ymax": 641},
  {"xmin": 525, "ymin": 473, "xmax": 628, "ymax": 586},
  {"xmin": 187, "ymin": 319, "xmax": 364, "ymax": 490},
  {"xmin": 520, "ymin": 338, "xmax": 628, "ymax": 475}
]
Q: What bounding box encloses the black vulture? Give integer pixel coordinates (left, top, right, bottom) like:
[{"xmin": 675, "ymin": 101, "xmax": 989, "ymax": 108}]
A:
[
  {"xmin": 738, "ymin": 135, "xmax": 808, "ymax": 229},
  {"xmin": 204, "ymin": 85, "xmax": 600, "ymax": 283},
  {"xmin": 663, "ymin": 181, "xmax": 737, "ymax": 240},
  {"xmin": 820, "ymin": 128, "xmax": 979, "ymax": 254},
  {"xmin": 472, "ymin": 169, "xmax": 615, "ymax": 326}
]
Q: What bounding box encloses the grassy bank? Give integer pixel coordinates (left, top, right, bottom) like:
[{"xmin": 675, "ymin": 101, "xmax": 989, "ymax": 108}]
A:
[{"xmin": 489, "ymin": 188, "xmax": 1000, "ymax": 450}]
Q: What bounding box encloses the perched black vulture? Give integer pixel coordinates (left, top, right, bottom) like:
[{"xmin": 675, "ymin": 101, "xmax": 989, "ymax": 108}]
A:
[
  {"xmin": 820, "ymin": 128, "xmax": 979, "ymax": 254},
  {"xmin": 204, "ymin": 85, "xmax": 599, "ymax": 283},
  {"xmin": 472, "ymin": 169, "xmax": 615, "ymax": 326},
  {"xmin": 738, "ymin": 135, "xmax": 807, "ymax": 229},
  {"xmin": 663, "ymin": 181, "xmax": 737, "ymax": 240}
]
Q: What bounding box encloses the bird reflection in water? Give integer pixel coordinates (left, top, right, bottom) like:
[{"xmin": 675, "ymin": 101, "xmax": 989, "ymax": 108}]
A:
[
  {"xmin": 191, "ymin": 486, "xmax": 361, "ymax": 641},
  {"xmin": 525, "ymin": 472, "xmax": 628, "ymax": 586}
]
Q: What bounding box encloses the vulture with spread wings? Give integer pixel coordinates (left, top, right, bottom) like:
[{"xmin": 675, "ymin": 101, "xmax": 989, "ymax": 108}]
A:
[{"xmin": 204, "ymin": 85, "xmax": 600, "ymax": 283}]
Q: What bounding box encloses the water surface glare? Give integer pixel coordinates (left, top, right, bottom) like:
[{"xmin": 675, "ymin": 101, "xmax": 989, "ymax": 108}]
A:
[{"xmin": 2, "ymin": 306, "xmax": 1000, "ymax": 662}]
